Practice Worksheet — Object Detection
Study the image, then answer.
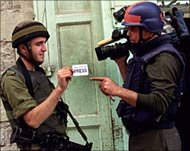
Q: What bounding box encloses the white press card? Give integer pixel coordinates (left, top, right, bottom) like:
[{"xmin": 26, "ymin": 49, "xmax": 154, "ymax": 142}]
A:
[{"xmin": 72, "ymin": 64, "xmax": 89, "ymax": 76}]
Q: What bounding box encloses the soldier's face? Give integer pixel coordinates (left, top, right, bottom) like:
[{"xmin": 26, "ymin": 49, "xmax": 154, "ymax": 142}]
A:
[{"xmin": 30, "ymin": 37, "xmax": 48, "ymax": 64}]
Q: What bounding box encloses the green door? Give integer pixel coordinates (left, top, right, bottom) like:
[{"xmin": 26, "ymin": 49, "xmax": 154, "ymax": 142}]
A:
[{"xmin": 33, "ymin": 1, "xmax": 115, "ymax": 150}]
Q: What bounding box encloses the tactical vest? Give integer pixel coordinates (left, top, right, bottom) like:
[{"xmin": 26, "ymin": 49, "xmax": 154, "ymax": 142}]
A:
[
  {"xmin": 26, "ymin": 69, "xmax": 67, "ymax": 136},
  {"xmin": 1, "ymin": 58, "xmax": 67, "ymax": 144},
  {"xmin": 116, "ymin": 43, "xmax": 185, "ymax": 135}
]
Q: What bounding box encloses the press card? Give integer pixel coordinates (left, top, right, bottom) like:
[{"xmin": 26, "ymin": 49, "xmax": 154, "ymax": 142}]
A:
[{"xmin": 72, "ymin": 64, "xmax": 89, "ymax": 76}]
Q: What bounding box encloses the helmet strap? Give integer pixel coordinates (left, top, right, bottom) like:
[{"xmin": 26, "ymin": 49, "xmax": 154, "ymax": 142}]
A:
[
  {"xmin": 130, "ymin": 27, "xmax": 144, "ymax": 54},
  {"xmin": 139, "ymin": 27, "xmax": 144, "ymax": 44},
  {"xmin": 131, "ymin": 27, "xmax": 155, "ymax": 54}
]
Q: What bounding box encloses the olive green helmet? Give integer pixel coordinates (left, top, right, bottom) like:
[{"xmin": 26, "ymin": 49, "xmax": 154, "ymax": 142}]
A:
[{"xmin": 12, "ymin": 20, "xmax": 50, "ymax": 48}]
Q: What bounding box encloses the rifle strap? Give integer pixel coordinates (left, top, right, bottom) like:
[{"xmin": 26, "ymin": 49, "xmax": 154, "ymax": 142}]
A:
[{"xmin": 59, "ymin": 99, "xmax": 91, "ymax": 144}]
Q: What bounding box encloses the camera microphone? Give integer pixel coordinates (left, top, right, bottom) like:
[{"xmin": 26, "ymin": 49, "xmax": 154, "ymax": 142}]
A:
[
  {"xmin": 97, "ymin": 37, "xmax": 114, "ymax": 46},
  {"xmin": 97, "ymin": 29, "xmax": 128, "ymax": 47}
]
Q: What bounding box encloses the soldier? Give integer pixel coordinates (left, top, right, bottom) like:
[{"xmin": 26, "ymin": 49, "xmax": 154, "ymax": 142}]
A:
[{"xmin": 1, "ymin": 20, "xmax": 73, "ymax": 150}]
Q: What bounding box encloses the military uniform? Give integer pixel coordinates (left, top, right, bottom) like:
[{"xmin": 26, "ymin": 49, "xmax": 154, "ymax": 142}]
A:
[{"xmin": 1, "ymin": 63, "xmax": 67, "ymax": 150}]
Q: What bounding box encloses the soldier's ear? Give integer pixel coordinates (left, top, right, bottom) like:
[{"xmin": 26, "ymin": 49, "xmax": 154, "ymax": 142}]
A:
[{"xmin": 18, "ymin": 44, "xmax": 28, "ymax": 55}]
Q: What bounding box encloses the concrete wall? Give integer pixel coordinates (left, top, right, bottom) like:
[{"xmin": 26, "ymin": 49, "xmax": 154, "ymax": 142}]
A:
[{"xmin": 0, "ymin": 1, "xmax": 34, "ymax": 150}]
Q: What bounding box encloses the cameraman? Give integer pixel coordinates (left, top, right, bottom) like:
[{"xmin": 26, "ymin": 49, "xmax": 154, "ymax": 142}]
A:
[
  {"xmin": 1, "ymin": 21, "xmax": 73, "ymax": 150},
  {"xmin": 91, "ymin": 2, "xmax": 184, "ymax": 150}
]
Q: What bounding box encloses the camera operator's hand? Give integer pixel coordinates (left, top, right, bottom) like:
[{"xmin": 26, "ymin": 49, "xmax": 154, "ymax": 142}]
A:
[
  {"xmin": 90, "ymin": 77, "xmax": 121, "ymax": 97},
  {"xmin": 90, "ymin": 76, "xmax": 137, "ymax": 107},
  {"xmin": 115, "ymin": 56, "xmax": 128, "ymax": 81},
  {"xmin": 115, "ymin": 55, "xmax": 128, "ymax": 64}
]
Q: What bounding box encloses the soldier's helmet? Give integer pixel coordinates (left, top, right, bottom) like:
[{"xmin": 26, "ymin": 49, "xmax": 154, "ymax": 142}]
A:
[{"xmin": 12, "ymin": 20, "xmax": 50, "ymax": 48}]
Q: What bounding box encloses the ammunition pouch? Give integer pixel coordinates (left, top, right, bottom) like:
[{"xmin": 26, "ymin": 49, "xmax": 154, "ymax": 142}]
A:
[
  {"xmin": 35, "ymin": 131, "xmax": 92, "ymax": 151},
  {"xmin": 10, "ymin": 125, "xmax": 36, "ymax": 145}
]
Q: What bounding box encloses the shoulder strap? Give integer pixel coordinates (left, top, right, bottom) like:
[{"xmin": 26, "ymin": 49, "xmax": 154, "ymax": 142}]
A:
[
  {"xmin": 142, "ymin": 43, "xmax": 184, "ymax": 64},
  {"xmin": 16, "ymin": 58, "xmax": 48, "ymax": 96},
  {"xmin": 142, "ymin": 43, "xmax": 185, "ymax": 93},
  {"xmin": 16, "ymin": 58, "xmax": 34, "ymax": 96}
]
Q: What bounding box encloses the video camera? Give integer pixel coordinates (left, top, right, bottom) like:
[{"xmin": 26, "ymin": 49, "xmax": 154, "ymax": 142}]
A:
[{"xmin": 95, "ymin": 6, "xmax": 130, "ymax": 61}]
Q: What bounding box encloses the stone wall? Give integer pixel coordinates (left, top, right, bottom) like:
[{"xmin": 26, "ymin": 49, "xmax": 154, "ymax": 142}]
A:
[{"xmin": 0, "ymin": 1, "xmax": 34, "ymax": 150}]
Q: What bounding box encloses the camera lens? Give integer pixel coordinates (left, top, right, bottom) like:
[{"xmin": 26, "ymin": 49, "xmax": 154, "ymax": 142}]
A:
[
  {"xmin": 95, "ymin": 46, "xmax": 111, "ymax": 61},
  {"xmin": 95, "ymin": 42, "xmax": 130, "ymax": 61}
]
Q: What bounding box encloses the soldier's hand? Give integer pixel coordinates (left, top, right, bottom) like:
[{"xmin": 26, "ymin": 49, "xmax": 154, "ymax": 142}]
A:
[{"xmin": 57, "ymin": 67, "xmax": 73, "ymax": 92}]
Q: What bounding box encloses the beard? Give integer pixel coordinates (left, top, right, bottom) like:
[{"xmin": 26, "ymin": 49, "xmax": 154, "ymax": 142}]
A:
[{"xmin": 29, "ymin": 52, "xmax": 44, "ymax": 66}]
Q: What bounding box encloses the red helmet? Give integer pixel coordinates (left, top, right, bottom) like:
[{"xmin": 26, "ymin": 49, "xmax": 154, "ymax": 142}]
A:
[
  {"xmin": 12, "ymin": 21, "xmax": 50, "ymax": 48},
  {"xmin": 122, "ymin": 2, "xmax": 164, "ymax": 33}
]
